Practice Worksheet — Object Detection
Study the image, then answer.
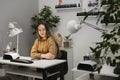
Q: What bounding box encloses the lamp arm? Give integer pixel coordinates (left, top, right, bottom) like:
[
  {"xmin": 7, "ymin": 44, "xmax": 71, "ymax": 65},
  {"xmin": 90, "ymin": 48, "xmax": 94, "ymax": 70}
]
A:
[{"xmin": 81, "ymin": 21, "xmax": 107, "ymax": 32}]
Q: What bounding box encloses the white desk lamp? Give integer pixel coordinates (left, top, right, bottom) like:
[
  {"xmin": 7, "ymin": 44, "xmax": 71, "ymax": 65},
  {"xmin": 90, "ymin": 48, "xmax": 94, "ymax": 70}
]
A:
[
  {"xmin": 67, "ymin": 20, "xmax": 107, "ymax": 34},
  {"xmin": 3, "ymin": 22, "xmax": 23, "ymax": 60}
]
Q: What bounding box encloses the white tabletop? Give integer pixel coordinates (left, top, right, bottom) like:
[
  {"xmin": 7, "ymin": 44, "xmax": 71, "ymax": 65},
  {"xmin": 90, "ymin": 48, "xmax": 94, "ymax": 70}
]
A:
[
  {"xmin": 95, "ymin": 64, "xmax": 118, "ymax": 77},
  {"xmin": 0, "ymin": 56, "xmax": 66, "ymax": 69},
  {"xmin": 72, "ymin": 64, "xmax": 118, "ymax": 77}
]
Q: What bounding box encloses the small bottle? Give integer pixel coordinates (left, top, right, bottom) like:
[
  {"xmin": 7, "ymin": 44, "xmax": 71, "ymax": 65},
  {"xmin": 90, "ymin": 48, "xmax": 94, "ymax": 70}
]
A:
[
  {"xmin": 58, "ymin": 0, "xmax": 62, "ymax": 5},
  {"xmin": 83, "ymin": 53, "xmax": 90, "ymax": 60},
  {"xmin": 5, "ymin": 42, "xmax": 12, "ymax": 52},
  {"xmin": 83, "ymin": 55, "xmax": 89, "ymax": 60},
  {"xmin": 6, "ymin": 44, "xmax": 11, "ymax": 52},
  {"xmin": 78, "ymin": 3, "xmax": 80, "ymax": 7}
]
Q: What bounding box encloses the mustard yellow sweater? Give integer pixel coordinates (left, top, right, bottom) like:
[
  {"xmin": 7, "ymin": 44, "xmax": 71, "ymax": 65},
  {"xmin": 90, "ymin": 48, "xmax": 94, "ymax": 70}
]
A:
[{"xmin": 30, "ymin": 36, "xmax": 57, "ymax": 59}]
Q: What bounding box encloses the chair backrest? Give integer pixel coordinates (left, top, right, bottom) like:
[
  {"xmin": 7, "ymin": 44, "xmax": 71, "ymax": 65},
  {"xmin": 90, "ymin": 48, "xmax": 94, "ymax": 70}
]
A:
[
  {"xmin": 58, "ymin": 50, "xmax": 68, "ymax": 75},
  {"xmin": 55, "ymin": 41, "xmax": 68, "ymax": 75}
]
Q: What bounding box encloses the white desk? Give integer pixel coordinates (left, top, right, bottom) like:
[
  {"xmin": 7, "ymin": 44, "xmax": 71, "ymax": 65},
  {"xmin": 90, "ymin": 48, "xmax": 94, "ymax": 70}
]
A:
[
  {"xmin": 0, "ymin": 56, "xmax": 66, "ymax": 80},
  {"xmin": 72, "ymin": 64, "xmax": 118, "ymax": 80}
]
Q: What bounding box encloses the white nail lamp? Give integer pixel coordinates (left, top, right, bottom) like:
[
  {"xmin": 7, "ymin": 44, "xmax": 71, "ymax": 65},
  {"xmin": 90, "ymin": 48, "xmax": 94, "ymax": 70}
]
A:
[
  {"xmin": 67, "ymin": 20, "xmax": 107, "ymax": 34},
  {"xmin": 3, "ymin": 22, "xmax": 23, "ymax": 60}
]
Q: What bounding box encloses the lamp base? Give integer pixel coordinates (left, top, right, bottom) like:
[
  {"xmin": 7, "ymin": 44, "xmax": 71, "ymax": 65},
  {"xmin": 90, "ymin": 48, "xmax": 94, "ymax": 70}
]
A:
[{"xmin": 3, "ymin": 52, "xmax": 20, "ymax": 60}]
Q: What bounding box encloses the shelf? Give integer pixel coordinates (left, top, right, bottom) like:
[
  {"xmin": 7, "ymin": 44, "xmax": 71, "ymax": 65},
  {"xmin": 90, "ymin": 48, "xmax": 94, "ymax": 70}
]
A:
[
  {"xmin": 101, "ymin": 19, "xmax": 120, "ymax": 23},
  {"xmin": 77, "ymin": 11, "xmax": 105, "ymax": 16},
  {"xmin": 55, "ymin": 3, "xmax": 80, "ymax": 9}
]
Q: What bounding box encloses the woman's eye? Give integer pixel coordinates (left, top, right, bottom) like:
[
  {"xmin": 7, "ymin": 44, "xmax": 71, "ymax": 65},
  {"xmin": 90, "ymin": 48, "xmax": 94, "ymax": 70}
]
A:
[
  {"xmin": 38, "ymin": 28, "xmax": 45, "ymax": 32},
  {"xmin": 38, "ymin": 30, "xmax": 41, "ymax": 32}
]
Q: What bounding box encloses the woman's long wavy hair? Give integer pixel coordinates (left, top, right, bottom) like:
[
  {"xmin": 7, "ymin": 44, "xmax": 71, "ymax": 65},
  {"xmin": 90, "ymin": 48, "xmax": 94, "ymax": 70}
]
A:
[
  {"xmin": 36, "ymin": 21, "xmax": 52, "ymax": 40},
  {"xmin": 36, "ymin": 21, "xmax": 60, "ymax": 58}
]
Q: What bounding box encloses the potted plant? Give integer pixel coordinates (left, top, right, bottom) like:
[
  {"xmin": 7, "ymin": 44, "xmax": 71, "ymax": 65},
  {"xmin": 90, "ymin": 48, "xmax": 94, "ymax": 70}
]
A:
[
  {"xmin": 84, "ymin": 0, "xmax": 120, "ymax": 79},
  {"xmin": 63, "ymin": 34, "xmax": 72, "ymax": 48},
  {"xmin": 31, "ymin": 6, "xmax": 60, "ymax": 34}
]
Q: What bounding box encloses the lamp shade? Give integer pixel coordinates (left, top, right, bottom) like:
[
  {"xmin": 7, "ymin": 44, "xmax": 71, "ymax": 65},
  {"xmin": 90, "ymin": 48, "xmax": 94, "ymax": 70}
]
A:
[
  {"xmin": 67, "ymin": 20, "xmax": 82, "ymax": 34},
  {"xmin": 8, "ymin": 22, "xmax": 23, "ymax": 37}
]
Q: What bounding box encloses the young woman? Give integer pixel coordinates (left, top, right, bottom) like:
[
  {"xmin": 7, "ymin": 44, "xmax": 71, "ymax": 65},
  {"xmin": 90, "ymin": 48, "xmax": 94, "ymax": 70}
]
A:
[{"xmin": 30, "ymin": 22, "xmax": 58, "ymax": 60}]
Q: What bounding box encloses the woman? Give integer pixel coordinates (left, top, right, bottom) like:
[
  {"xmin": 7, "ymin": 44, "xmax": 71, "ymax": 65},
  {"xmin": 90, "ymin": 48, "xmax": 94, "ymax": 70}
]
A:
[{"xmin": 30, "ymin": 22, "xmax": 58, "ymax": 60}]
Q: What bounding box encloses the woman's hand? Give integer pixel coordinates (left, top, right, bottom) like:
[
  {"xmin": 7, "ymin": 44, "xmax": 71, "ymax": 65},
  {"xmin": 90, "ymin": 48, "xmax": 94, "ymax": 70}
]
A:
[
  {"xmin": 41, "ymin": 53, "xmax": 55, "ymax": 59},
  {"xmin": 45, "ymin": 53, "xmax": 55, "ymax": 59}
]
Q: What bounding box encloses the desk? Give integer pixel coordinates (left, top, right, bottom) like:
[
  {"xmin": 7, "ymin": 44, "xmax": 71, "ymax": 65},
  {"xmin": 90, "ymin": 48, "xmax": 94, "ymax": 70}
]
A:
[
  {"xmin": 72, "ymin": 64, "xmax": 118, "ymax": 80},
  {"xmin": 0, "ymin": 56, "xmax": 66, "ymax": 80}
]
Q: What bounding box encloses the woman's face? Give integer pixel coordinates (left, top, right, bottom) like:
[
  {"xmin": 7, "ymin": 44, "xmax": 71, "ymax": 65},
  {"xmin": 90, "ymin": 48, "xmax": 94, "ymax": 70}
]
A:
[{"xmin": 38, "ymin": 24, "xmax": 46, "ymax": 38}]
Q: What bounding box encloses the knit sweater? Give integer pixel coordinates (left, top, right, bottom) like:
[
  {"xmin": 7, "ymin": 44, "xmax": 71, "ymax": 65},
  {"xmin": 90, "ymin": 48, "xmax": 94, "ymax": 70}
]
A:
[{"xmin": 30, "ymin": 36, "xmax": 57, "ymax": 59}]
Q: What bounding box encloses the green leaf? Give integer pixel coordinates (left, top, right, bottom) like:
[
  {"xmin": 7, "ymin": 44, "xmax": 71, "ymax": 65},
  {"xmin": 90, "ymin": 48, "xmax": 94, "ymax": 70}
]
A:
[
  {"xmin": 83, "ymin": 12, "xmax": 89, "ymax": 21},
  {"xmin": 102, "ymin": 33, "xmax": 115, "ymax": 41},
  {"xmin": 97, "ymin": 12, "xmax": 105, "ymax": 24},
  {"xmin": 110, "ymin": 44, "xmax": 120, "ymax": 54},
  {"xmin": 117, "ymin": 26, "xmax": 120, "ymax": 35}
]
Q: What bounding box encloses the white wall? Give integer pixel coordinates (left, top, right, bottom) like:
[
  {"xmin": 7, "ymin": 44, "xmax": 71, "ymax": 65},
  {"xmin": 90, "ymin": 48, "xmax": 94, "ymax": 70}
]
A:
[
  {"xmin": 39, "ymin": 0, "xmax": 104, "ymax": 67},
  {"xmin": 0, "ymin": 0, "xmax": 39, "ymax": 56}
]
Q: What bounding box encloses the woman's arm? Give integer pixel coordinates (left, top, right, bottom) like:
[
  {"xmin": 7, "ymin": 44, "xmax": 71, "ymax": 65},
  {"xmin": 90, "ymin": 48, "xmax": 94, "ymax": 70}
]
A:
[
  {"xmin": 31, "ymin": 37, "xmax": 58, "ymax": 59},
  {"xmin": 47, "ymin": 37, "xmax": 57, "ymax": 59},
  {"xmin": 30, "ymin": 39, "xmax": 41, "ymax": 59},
  {"xmin": 41, "ymin": 53, "xmax": 55, "ymax": 59}
]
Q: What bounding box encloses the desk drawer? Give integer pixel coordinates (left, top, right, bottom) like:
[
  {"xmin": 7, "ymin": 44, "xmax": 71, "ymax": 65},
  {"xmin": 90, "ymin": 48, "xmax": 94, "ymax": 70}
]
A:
[{"xmin": 2, "ymin": 65, "xmax": 60, "ymax": 79}]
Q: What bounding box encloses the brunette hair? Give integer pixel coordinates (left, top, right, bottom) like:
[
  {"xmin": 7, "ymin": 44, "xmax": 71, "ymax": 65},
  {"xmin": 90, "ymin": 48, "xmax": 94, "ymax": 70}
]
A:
[{"xmin": 36, "ymin": 21, "xmax": 52, "ymax": 40}]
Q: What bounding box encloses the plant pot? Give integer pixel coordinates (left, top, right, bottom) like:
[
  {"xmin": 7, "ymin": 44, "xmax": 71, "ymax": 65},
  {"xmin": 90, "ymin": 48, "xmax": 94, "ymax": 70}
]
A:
[{"xmin": 63, "ymin": 42, "xmax": 70, "ymax": 48}]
